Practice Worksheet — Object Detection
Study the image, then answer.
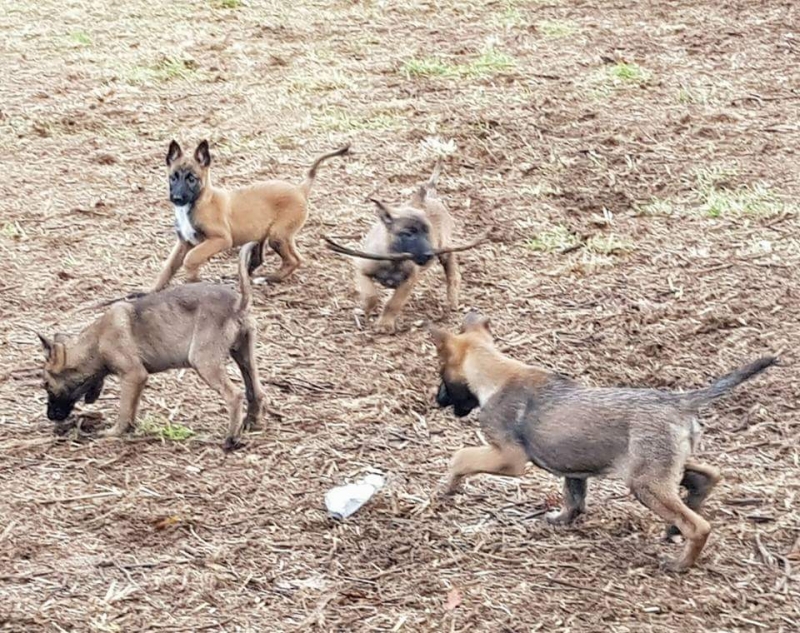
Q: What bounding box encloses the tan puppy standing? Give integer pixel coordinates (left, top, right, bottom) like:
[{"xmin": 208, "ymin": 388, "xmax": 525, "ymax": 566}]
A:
[
  {"xmin": 153, "ymin": 140, "xmax": 349, "ymax": 291},
  {"xmin": 430, "ymin": 312, "xmax": 777, "ymax": 571},
  {"xmin": 354, "ymin": 162, "xmax": 461, "ymax": 332},
  {"xmin": 39, "ymin": 243, "xmax": 266, "ymax": 451}
]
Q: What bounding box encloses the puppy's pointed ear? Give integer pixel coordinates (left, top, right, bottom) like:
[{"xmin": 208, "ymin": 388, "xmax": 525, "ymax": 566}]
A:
[
  {"xmin": 42, "ymin": 340, "xmax": 67, "ymax": 373},
  {"xmin": 427, "ymin": 322, "xmax": 450, "ymax": 353},
  {"xmin": 37, "ymin": 333, "xmax": 53, "ymax": 358},
  {"xmin": 194, "ymin": 140, "xmax": 211, "ymax": 167},
  {"xmin": 370, "ymin": 198, "xmax": 393, "ymax": 229},
  {"xmin": 166, "ymin": 140, "xmax": 182, "ymax": 166},
  {"xmin": 463, "ymin": 310, "xmax": 491, "ymax": 335}
]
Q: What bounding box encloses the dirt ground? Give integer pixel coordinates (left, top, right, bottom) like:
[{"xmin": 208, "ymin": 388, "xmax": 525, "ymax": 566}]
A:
[{"xmin": 1, "ymin": 0, "xmax": 799, "ymax": 631}]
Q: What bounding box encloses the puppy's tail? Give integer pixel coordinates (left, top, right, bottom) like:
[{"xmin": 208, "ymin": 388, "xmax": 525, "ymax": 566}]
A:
[
  {"xmin": 299, "ymin": 143, "xmax": 350, "ymax": 198},
  {"xmin": 680, "ymin": 356, "xmax": 778, "ymax": 407},
  {"xmin": 236, "ymin": 242, "xmax": 258, "ymax": 314},
  {"xmin": 413, "ymin": 159, "xmax": 443, "ymax": 205}
]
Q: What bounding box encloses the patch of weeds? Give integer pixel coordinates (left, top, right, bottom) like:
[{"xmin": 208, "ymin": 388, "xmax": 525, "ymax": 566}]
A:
[
  {"xmin": 213, "ymin": 0, "xmax": 243, "ymax": 8},
  {"xmin": 125, "ymin": 56, "xmax": 199, "ymax": 85},
  {"xmin": 537, "ymin": 20, "xmax": 578, "ymax": 38},
  {"xmin": 0, "ymin": 221, "xmax": 25, "ymax": 240},
  {"xmin": 139, "ymin": 415, "xmax": 195, "ymax": 441},
  {"xmin": 402, "ymin": 47, "xmax": 515, "ymax": 80},
  {"xmin": 420, "ymin": 136, "xmax": 457, "ymax": 156},
  {"xmin": 315, "ymin": 107, "xmax": 401, "ymax": 132},
  {"xmin": 403, "ymin": 57, "xmax": 459, "ymax": 79},
  {"xmin": 68, "ymin": 31, "xmax": 92, "ymax": 46},
  {"xmin": 701, "ymin": 182, "xmax": 788, "ymax": 218},
  {"xmin": 467, "ymin": 48, "xmax": 516, "ymax": 77},
  {"xmin": 288, "ymin": 70, "xmax": 350, "ymax": 95},
  {"xmin": 604, "ymin": 62, "xmax": 650, "ymax": 86},
  {"xmin": 586, "ymin": 234, "xmax": 634, "ymax": 255},
  {"xmin": 635, "ymin": 198, "xmax": 673, "ymax": 216},
  {"xmin": 526, "ymin": 225, "xmax": 580, "ymax": 252},
  {"xmin": 491, "ymin": 7, "xmax": 526, "ymax": 30}
]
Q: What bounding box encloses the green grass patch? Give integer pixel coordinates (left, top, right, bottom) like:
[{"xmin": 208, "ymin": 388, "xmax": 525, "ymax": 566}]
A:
[
  {"xmin": 213, "ymin": 0, "xmax": 243, "ymax": 7},
  {"xmin": 315, "ymin": 107, "xmax": 402, "ymax": 132},
  {"xmin": 586, "ymin": 234, "xmax": 634, "ymax": 255},
  {"xmin": 0, "ymin": 221, "xmax": 25, "ymax": 240},
  {"xmin": 139, "ymin": 416, "xmax": 195, "ymax": 441},
  {"xmin": 526, "ymin": 225, "xmax": 580, "ymax": 252},
  {"xmin": 403, "ymin": 48, "xmax": 515, "ymax": 80},
  {"xmin": 68, "ymin": 31, "xmax": 92, "ymax": 46},
  {"xmin": 604, "ymin": 62, "xmax": 650, "ymax": 86},
  {"xmin": 635, "ymin": 198, "xmax": 673, "ymax": 216},
  {"xmin": 537, "ymin": 20, "xmax": 578, "ymax": 38},
  {"xmin": 125, "ymin": 56, "xmax": 199, "ymax": 85}
]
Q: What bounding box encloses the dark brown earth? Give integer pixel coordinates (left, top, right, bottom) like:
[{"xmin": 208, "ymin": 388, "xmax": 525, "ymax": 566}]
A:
[{"xmin": 1, "ymin": 0, "xmax": 798, "ymax": 631}]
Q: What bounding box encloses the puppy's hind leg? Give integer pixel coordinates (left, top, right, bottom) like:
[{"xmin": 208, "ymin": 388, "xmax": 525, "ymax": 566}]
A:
[
  {"xmin": 439, "ymin": 252, "xmax": 461, "ymax": 311},
  {"xmin": 666, "ymin": 460, "xmax": 721, "ymax": 539},
  {"xmin": 630, "ymin": 476, "xmax": 711, "ymax": 571},
  {"xmin": 546, "ymin": 477, "xmax": 588, "ymax": 525},
  {"xmin": 247, "ymin": 240, "xmax": 266, "ymax": 277},
  {"xmin": 262, "ymin": 235, "xmax": 301, "ymax": 283},
  {"xmin": 230, "ymin": 324, "xmax": 267, "ymax": 431},
  {"xmin": 192, "ymin": 357, "xmax": 245, "ymax": 451}
]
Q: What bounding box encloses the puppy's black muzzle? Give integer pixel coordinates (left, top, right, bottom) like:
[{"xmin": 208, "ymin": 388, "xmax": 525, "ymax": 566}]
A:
[
  {"xmin": 47, "ymin": 399, "xmax": 75, "ymax": 421},
  {"xmin": 413, "ymin": 252, "xmax": 435, "ymax": 266},
  {"xmin": 436, "ymin": 380, "xmax": 480, "ymax": 418}
]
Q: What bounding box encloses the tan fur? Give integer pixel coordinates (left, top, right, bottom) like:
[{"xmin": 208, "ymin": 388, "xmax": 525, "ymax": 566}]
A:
[
  {"xmin": 152, "ymin": 142, "xmax": 349, "ymax": 291},
  {"xmin": 40, "ymin": 244, "xmax": 266, "ymax": 450},
  {"xmin": 431, "ymin": 313, "xmax": 775, "ymax": 571},
  {"xmin": 354, "ymin": 162, "xmax": 461, "ymax": 333}
]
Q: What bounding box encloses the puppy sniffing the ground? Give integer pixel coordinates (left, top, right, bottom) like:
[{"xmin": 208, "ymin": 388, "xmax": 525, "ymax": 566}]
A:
[
  {"xmin": 39, "ymin": 243, "xmax": 267, "ymax": 451},
  {"xmin": 152, "ymin": 140, "xmax": 349, "ymax": 291},
  {"xmin": 430, "ymin": 312, "xmax": 777, "ymax": 571},
  {"xmin": 353, "ymin": 161, "xmax": 461, "ymax": 333}
]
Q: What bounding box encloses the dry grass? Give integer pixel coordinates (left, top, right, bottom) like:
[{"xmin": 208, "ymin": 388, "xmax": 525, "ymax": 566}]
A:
[{"xmin": 1, "ymin": 0, "xmax": 799, "ymax": 631}]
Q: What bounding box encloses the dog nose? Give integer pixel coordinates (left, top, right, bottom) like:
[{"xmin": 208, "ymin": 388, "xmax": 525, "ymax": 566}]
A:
[{"xmin": 414, "ymin": 252, "xmax": 434, "ymax": 266}]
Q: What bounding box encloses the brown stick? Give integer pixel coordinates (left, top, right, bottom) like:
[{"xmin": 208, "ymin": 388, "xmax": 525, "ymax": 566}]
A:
[{"xmin": 323, "ymin": 233, "xmax": 489, "ymax": 262}]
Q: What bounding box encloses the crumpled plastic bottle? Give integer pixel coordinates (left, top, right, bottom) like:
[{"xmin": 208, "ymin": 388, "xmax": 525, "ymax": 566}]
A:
[{"xmin": 324, "ymin": 473, "xmax": 386, "ymax": 519}]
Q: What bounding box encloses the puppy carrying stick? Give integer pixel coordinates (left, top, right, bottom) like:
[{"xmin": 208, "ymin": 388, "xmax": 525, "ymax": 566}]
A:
[
  {"xmin": 39, "ymin": 243, "xmax": 267, "ymax": 451},
  {"xmin": 325, "ymin": 162, "xmax": 476, "ymax": 333},
  {"xmin": 152, "ymin": 140, "xmax": 349, "ymax": 291},
  {"xmin": 430, "ymin": 312, "xmax": 777, "ymax": 571}
]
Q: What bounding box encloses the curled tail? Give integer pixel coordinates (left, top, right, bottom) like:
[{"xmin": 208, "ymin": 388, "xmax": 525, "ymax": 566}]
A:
[
  {"xmin": 413, "ymin": 159, "xmax": 443, "ymax": 206},
  {"xmin": 236, "ymin": 242, "xmax": 258, "ymax": 313},
  {"xmin": 681, "ymin": 356, "xmax": 778, "ymax": 407},
  {"xmin": 299, "ymin": 143, "xmax": 350, "ymax": 198}
]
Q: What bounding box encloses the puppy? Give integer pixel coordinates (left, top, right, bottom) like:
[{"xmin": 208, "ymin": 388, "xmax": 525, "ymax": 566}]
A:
[
  {"xmin": 152, "ymin": 140, "xmax": 350, "ymax": 291},
  {"xmin": 355, "ymin": 161, "xmax": 461, "ymax": 333},
  {"xmin": 40, "ymin": 243, "xmax": 267, "ymax": 450},
  {"xmin": 430, "ymin": 312, "xmax": 777, "ymax": 571}
]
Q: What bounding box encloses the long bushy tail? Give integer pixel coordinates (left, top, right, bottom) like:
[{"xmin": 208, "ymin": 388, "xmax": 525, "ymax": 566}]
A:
[
  {"xmin": 236, "ymin": 242, "xmax": 257, "ymax": 313},
  {"xmin": 413, "ymin": 159, "xmax": 443, "ymax": 206},
  {"xmin": 681, "ymin": 356, "xmax": 778, "ymax": 407},
  {"xmin": 299, "ymin": 144, "xmax": 350, "ymax": 198}
]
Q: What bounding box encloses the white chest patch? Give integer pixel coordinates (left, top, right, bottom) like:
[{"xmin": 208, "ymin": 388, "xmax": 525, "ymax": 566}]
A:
[{"xmin": 174, "ymin": 204, "xmax": 200, "ymax": 245}]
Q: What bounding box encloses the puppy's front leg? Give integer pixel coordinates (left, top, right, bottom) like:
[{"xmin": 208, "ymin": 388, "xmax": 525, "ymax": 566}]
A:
[
  {"xmin": 444, "ymin": 443, "xmax": 528, "ymax": 494},
  {"xmin": 546, "ymin": 477, "xmax": 588, "ymax": 525},
  {"xmin": 152, "ymin": 240, "xmax": 189, "ymax": 292},
  {"xmin": 355, "ymin": 271, "xmax": 380, "ymax": 317},
  {"xmin": 439, "ymin": 253, "xmax": 461, "ymax": 311},
  {"xmin": 183, "ymin": 236, "xmax": 233, "ymax": 283},
  {"xmin": 376, "ymin": 269, "xmax": 420, "ymax": 333},
  {"xmin": 103, "ymin": 369, "xmax": 148, "ymax": 437}
]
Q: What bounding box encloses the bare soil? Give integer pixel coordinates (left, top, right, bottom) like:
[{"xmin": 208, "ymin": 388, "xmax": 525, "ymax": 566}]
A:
[{"xmin": 1, "ymin": 0, "xmax": 798, "ymax": 631}]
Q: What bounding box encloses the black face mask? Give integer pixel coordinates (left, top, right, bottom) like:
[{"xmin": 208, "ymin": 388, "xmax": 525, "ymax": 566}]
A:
[
  {"xmin": 392, "ymin": 228, "xmax": 434, "ymax": 266},
  {"xmin": 436, "ymin": 378, "xmax": 480, "ymax": 417},
  {"xmin": 45, "ymin": 374, "xmax": 105, "ymax": 421},
  {"xmin": 169, "ymin": 169, "xmax": 202, "ymax": 206}
]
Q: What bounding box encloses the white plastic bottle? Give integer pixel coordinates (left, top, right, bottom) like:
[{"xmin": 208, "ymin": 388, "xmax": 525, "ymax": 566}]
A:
[{"xmin": 324, "ymin": 474, "xmax": 385, "ymax": 519}]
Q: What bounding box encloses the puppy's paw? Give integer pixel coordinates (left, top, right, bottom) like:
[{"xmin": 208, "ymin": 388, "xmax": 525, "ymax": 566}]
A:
[
  {"xmin": 375, "ymin": 316, "xmax": 398, "ymax": 334},
  {"xmin": 100, "ymin": 426, "xmax": 126, "ymax": 439},
  {"xmin": 223, "ymin": 436, "xmax": 245, "ymax": 452},
  {"xmin": 660, "ymin": 556, "xmax": 691, "ymax": 574},
  {"xmin": 545, "ymin": 509, "xmax": 578, "ymax": 526}
]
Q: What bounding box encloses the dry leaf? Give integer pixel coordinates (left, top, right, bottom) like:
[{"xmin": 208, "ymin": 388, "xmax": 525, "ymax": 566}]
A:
[
  {"xmin": 788, "ymin": 535, "xmax": 800, "ymax": 561},
  {"xmin": 150, "ymin": 515, "xmax": 182, "ymax": 531},
  {"xmin": 444, "ymin": 588, "xmax": 462, "ymax": 611}
]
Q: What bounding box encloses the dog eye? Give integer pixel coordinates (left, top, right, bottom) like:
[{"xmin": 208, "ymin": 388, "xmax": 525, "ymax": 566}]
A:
[
  {"xmin": 186, "ymin": 174, "xmax": 196, "ymax": 184},
  {"xmin": 170, "ymin": 173, "xmax": 178, "ymax": 182}
]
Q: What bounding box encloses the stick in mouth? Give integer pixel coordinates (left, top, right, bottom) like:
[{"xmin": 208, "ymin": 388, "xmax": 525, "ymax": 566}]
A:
[{"xmin": 323, "ymin": 233, "xmax": 489, "ymax": 262}]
